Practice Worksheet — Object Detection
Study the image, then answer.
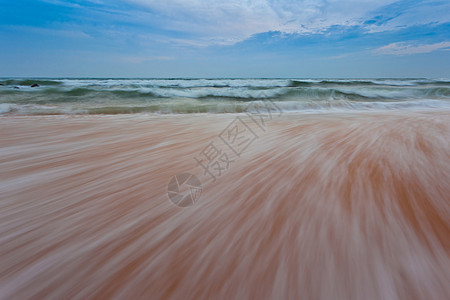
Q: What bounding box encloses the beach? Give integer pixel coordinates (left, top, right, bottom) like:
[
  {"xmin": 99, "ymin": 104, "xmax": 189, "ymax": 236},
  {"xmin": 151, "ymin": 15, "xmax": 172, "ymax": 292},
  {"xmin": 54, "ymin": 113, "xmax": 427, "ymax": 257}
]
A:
[{"xmin": 1, "ymin": 111, "xmax": 449, "ymax": 299}]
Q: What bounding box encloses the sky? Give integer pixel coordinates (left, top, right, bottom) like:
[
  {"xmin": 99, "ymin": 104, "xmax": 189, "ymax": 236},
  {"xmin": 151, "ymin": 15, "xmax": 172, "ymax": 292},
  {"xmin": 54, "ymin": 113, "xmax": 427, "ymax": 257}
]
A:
[{"xmin": 0, "ymin": 0, "xmax": 449, "ymax": 78}]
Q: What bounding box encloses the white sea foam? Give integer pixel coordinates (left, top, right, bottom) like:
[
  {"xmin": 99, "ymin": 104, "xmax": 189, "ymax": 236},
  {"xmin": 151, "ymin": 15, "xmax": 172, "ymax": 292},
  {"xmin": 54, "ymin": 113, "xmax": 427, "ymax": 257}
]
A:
[{"xmin": 0, "ymin": 103, "xmax": 15, "ymax": 114}]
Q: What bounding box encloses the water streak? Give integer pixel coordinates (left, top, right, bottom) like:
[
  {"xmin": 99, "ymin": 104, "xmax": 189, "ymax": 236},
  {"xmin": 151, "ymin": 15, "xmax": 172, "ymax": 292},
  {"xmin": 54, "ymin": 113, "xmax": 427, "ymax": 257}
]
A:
[{"xmin": 0, "ymin": 111, "xmax": 449, "ymax": 299}]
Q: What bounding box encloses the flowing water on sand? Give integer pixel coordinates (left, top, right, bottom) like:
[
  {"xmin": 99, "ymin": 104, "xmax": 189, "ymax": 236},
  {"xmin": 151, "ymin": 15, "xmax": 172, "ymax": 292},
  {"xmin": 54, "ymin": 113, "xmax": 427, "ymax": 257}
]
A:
[{"xmin": 0, "ymin": 111, "xmax": 449, "ymax": 299}]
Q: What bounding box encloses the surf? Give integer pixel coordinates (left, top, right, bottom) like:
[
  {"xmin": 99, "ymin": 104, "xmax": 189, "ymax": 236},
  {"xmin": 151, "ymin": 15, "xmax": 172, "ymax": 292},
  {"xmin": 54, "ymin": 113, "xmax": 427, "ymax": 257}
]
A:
[{"xmin": 1, "ymin": 78, "xmax": 450, "ymax": 115}]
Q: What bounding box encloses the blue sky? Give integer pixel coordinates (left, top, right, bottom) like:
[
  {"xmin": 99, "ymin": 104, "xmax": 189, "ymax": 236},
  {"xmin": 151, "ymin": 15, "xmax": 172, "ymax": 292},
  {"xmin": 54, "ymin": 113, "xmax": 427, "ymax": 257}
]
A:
[{"xmin": 0, "ymin": 0, "xmax": 449, "ymax": 77}]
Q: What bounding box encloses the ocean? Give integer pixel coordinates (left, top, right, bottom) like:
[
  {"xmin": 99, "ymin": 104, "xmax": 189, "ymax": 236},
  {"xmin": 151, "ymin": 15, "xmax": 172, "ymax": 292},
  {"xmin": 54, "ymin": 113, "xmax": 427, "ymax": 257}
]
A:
[
  {"xmin": 1, "ymin": 78, "xmax": 450, "ymax": 115},
  {"xmin": 0, "ymin": 78, "xmax": 449, "ymax": 299}
]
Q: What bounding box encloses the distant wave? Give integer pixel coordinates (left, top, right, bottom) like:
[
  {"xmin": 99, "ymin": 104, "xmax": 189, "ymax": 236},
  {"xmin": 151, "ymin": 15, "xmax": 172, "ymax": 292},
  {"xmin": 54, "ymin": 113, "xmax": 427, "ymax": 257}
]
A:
[
  {"xmin": 0, "ymin": 79, "xmax": 64, "ymax": 86},
  {"xmin": 289, "ymin": 78, "xmax": 450, "ymax": 87},
  {"xmin": 1, "ymin": 78, "xmax": 449, "ymax": 115}
]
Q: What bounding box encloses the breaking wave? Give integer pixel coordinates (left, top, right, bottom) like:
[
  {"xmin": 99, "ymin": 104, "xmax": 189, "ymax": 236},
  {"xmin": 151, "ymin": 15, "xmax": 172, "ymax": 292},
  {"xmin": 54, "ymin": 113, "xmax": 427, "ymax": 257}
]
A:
[{"xmin": 1, "ymin": 78, "xmax": 449, "ymax": 114}]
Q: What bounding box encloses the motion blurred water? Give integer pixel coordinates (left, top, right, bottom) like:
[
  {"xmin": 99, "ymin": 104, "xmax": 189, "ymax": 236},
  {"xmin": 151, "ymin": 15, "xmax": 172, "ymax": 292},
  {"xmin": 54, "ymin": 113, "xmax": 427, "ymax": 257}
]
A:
[
  {"xmin": 0, "ymin": 111, "xmax": 449, "ymax": 299},
  {"xmin": 1, "ymin": 78, "xmax": 450, "ymax": 114}
]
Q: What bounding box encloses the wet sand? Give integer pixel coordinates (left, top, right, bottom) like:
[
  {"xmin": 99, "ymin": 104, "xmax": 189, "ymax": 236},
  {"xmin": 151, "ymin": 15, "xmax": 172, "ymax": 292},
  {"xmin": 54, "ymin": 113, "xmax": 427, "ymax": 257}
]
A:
[{"xmin": 0, "ymin": 111, "xmax": 449, "ymax": 299}]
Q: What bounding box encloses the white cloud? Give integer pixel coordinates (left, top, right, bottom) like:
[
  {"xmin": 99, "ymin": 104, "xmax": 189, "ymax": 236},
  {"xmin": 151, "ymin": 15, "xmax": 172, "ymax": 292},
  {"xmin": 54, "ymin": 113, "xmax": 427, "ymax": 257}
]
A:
[
  {"xmin": 374, "ymin": 41, "xmax": 450, "ymax": 55},
  {"xmin": 120, "ymin": 0, "xmax": 397, "ymax": 43},
  {"xmin": 366, "ymin": 0, "xmax": 450, "ymax": 33}
]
